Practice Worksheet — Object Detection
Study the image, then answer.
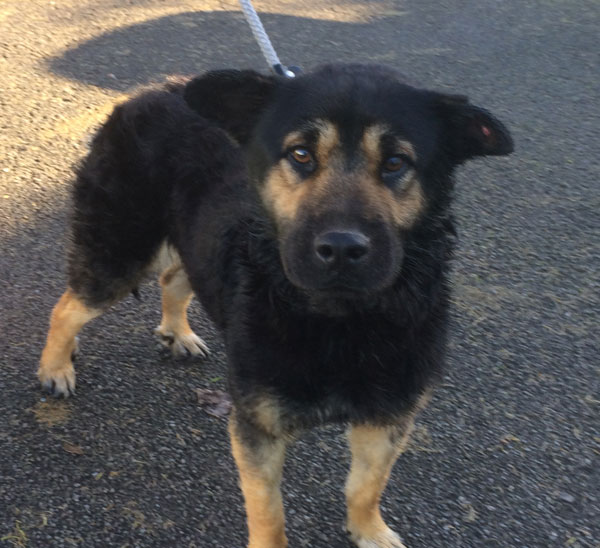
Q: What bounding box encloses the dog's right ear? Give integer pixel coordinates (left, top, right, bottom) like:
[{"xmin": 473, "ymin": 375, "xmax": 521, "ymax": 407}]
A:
[
  {"xmin": 435, "ymin": 93, "xmax": 514, "ymax": 163},
  {"xmin": 184, "ymin": 70, "xmax": 277, "ymax": 144}
]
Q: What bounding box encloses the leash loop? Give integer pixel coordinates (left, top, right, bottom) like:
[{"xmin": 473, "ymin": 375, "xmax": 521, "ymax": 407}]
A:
[{"xmin": 238, "ymin": 0, "xmax": 299, "ymax": 77}]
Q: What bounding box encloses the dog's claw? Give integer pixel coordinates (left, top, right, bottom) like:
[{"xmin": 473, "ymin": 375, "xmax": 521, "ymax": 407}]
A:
[
  {"xmin": 154, "ymin": 327, "xmax": 210, "ymax": 358},
  {"xmin": 348, "ymin": 527, "xmax": 407, "ymax": 548},
  {"xmin": 41, "ymin": 379, "xmax": 56, "ymax": 395},
  {"xmin": 160, "ymin": 334, "xmax": 175, "ymax": 346},
  {"xmin": 71, "ymin": 336, "xmax": 80, "ymax": 361},
  {"xmin": 39, "ymin": 367, "xmax": 76, "ymax": 398}
]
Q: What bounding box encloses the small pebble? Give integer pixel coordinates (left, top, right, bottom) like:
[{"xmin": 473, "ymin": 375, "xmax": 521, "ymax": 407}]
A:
[{"xmin": 559, "ymin": 492, "xmax": 575, "ymax": 503}]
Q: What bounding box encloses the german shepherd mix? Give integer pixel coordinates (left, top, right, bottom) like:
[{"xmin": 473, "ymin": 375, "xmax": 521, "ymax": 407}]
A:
[{"xmin": 39, "ymin": 64, "xmax": 513, "ymax": 547}]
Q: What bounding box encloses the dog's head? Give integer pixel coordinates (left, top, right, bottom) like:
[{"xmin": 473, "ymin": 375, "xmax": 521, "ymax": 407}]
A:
[{"xmin": 185, "ymin": 65, "xmax": 513, "ymax": 305}]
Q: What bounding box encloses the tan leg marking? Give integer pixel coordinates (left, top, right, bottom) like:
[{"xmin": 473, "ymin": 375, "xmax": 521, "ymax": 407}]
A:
[
  {"xmin": 229, "ymin": 412, "xmax": 288, "ymax": 548},
  {"xmin": 38, "ymin": 289, "xmax": 101, "ymax": 397},
  {"xmin": 155, "ymin": 264, "xmax": 209, "ymax": 357},
  {"xmin": 346, "ymin": 420, "xmax": 416, "ymax": 548}
]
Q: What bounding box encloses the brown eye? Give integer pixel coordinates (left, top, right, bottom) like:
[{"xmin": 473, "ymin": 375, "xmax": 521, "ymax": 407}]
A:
[
  {"xmin": 383, "ymin": 156, "xmax": 406, "ymax": 172},
  {"xmin": 289, "ymin": 147, "xmax": 313, "ymax": 165}
]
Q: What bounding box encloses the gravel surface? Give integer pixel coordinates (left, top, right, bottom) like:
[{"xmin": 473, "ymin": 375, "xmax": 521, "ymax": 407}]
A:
[{"xmin": 1, "ymin": 1, "xmax": 598, "ymax": 547}]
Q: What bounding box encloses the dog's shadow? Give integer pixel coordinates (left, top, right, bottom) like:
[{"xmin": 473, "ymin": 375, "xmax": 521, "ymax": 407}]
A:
[{"xmin": 46, "ymin": 10, "xmax": 389, "ymax": 91}]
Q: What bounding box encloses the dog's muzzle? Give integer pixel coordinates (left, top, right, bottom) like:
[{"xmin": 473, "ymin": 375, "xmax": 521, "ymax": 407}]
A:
[{"xmin": 282, "ymin": 219, "xmax": 402, "ymax": 295}]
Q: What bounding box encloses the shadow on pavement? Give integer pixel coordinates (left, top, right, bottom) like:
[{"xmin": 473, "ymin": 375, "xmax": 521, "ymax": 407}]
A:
[{"xmin": 47, "ymin": 11, "xmax": 376, "ymax": 91}]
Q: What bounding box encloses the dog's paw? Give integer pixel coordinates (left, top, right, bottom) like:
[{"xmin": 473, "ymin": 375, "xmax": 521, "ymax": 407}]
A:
[
  {"xmin": 38, "ymin": 362, "xmax": 76, "ymax": 398},
  {"xmin": 349, "ymin": 527, "xmax": 407, "ymax": 548},
  {"xmin": 154, "ymin": 327, "xmax": 210, "ymax": 358}
]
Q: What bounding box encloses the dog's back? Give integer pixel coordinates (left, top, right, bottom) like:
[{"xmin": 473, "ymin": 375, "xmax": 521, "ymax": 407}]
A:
[{"xmin": 68, "ymin": 88, "xmax": 243, "ymax": 307}]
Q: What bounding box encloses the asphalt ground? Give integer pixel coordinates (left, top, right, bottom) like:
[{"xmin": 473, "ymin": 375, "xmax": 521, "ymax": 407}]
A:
[{"xmin": 0, "ymin": 1, "xmax": 598, "ymax": 547}]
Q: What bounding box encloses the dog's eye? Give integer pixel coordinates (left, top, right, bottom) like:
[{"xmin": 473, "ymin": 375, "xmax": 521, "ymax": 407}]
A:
[
  {"xmin": 381, "ymin": 155, "xmax": 412, "ymax": 184},
  {"xmin": 288, "ymin": 147, "xmax": 314, "ymax": 167},
  {"xmin": 383, "ymin": 156, "xmax": 408, "ymax": 173}
]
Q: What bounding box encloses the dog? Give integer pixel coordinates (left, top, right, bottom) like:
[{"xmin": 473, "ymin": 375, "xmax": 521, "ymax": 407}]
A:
[{"xmin": 38, "ymin": 64, "xmax": 513, "ymax": 548}]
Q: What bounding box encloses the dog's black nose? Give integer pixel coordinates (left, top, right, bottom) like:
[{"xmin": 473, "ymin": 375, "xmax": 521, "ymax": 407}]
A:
[{"xmin": 314, "ymin": 231, "xmax": 371, "ymax": 266}]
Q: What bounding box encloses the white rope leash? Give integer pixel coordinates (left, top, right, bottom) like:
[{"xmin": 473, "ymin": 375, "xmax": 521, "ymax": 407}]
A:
[{"xmin": 238, "ymin": 0, "xmax": 297, "ymax": 77}]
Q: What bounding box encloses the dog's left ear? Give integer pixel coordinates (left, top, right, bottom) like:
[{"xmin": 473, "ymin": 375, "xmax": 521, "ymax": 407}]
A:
[
  {"xmin": 436, "ymin": 94, "xmax": 514, "ymax": 163},
  {"xmin": 184, "ymin": 70, "xmax": 278, "ymax": 144}
]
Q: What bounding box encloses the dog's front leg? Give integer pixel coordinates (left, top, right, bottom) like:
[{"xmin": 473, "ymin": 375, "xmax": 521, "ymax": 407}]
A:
[
  {"xmin": 345, "ymin": 420, "xmax": 415, "ymax": 548},
  {"xmin": 228, "ymin": 410, "xmax": 288, "ymax": 548}
]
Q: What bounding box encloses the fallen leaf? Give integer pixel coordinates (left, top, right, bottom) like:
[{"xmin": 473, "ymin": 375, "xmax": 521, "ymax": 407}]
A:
[
  {"xmin": 464, "ymin": 505, "xmax": 478, "ymax": 523},
  {"xmin": 62, "ymin": 442, "xmax": 84, "ymax": 455},
  {"xmin": 500, "ymin": 434, "xmax": 521, "ymax": 444},
  {"xmin": 194, "ymin": 388, "xmax": 232, "ymax": 418}
]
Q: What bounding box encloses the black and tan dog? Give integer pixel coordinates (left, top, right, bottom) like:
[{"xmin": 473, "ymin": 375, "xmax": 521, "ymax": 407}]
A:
[{"xmin": 38, "ymin": 64, "xmax": 513, "ymax": 548}]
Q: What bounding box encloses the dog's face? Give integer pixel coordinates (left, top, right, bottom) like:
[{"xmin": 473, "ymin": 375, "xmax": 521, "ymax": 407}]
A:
[
  {"xmin": 256, "ymin": 115, "xmax": 424, "ymax": 296},
  {"xmin": 185, "ymin": 65, "xmax": 513, "ymax": 303}
]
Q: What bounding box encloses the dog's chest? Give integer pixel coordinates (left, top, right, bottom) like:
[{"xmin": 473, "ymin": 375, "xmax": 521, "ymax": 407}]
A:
[{"xmin": 228, "ymin": 309, "xmax": 442, "ymax": 427}]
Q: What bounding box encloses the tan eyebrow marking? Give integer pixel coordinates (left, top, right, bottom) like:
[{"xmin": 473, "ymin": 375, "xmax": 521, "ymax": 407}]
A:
[
  {"xmin": 282, "ymin": 130, "xmax": 305, "ymax": 150},
  {"xmin": 314, "ymin": 120, "xmax": 340, "ymax": 159},
  {"xmin": 362, "ymin": 124, "xmax": 417, "ymax": 170},
  {"xmin": 282, "ymin": 120, "xmax": 340, "ymax": 161}
]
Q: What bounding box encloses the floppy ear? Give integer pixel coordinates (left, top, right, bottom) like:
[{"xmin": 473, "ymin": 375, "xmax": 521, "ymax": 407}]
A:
[
  {"xmin": 184, "ymin": 70, "xmax": 277, "ymax": 144},
  {"xmin": 436, "ymin": 94, "xmax": 514, "ymax": 163}
]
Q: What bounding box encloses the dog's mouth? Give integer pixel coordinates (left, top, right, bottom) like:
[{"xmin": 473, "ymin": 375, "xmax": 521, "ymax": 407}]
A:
[
  {"xmin": 312, "ymin": 276, "xmax": 374, "ymax": 296},
  {"xmin": 313, "ymin": 287, "xmax": 366, "ymax": 302},
  {"xmin": 305, "ymin": 288, "xmax": 376, "ymax": 317}
]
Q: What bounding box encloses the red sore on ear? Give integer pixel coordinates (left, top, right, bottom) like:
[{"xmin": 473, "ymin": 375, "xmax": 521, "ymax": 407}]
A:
[
  {"xmin": 467, "ymin": 117, "xmax": 499, "ymax": 151},
  {"xmin": 436, "ymin": 92, "xmax": 514, "ymax": 159},
  {"xmin": 479, "ymin": 123, "xmax": 496, "ymax": 147}
]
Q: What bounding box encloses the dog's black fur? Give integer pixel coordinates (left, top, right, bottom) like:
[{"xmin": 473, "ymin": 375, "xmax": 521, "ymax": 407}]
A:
[
  {"xmin": 71, "ymin": 64, "xmax": 512, "ymax": 427},
  {"xmin": 44, "ymin": 64, "xmax": 513, "ymax": 546}
]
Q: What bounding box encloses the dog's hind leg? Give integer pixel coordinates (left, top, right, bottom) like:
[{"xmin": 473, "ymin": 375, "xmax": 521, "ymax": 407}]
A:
[
  {"xmin": 345, "ymin": 420, "xmax": 415, "ymax": 548},
  {"xmin": 228, "ymin": 412, "xmax": 288, "ymax": 548},
  {"xmin": 155, "ymin": 263, "xmax": 209, "ymax": 357},
  {"xmin": 38, "ymin": 289, "xmax": 102, "ymax": 397}
]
